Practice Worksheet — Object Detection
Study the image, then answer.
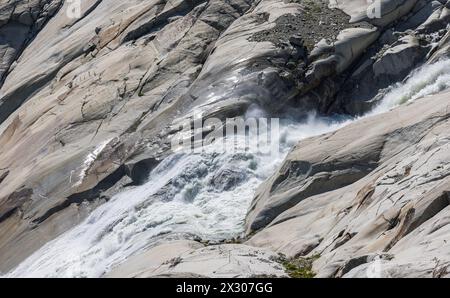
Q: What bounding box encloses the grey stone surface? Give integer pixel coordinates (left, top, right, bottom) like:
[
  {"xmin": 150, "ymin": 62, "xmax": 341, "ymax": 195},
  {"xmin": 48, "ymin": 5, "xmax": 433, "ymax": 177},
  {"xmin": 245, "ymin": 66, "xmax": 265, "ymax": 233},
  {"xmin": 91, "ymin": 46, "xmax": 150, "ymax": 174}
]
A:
[
  {"xmin": 0, "ymin": 0, "xmax": 63, "ymax": 88},
  {"xmin": 107, "ymin": 241, "xmax": 288, "ymax": 278},
  {"xmin": 0, "ymin": 0, "xmax": 448, "ymax": 277},
  {"xmin": 247, "ymin": 90, "xmax": 450, "ymax": 277},
  {"xmin": 330, "ymin": 0, "xmax": 450, "ymax": 115}
]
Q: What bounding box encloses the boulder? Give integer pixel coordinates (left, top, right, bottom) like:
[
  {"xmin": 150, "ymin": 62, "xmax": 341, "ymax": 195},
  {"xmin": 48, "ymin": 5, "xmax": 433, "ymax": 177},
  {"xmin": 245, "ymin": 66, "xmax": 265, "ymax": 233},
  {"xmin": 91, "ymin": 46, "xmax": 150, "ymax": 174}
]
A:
[
  {"xmin": 372, "ymin": 35, "xmax": 429, "ymax": 78},
  {"xmin": 331, "ymin": 0, "xmax": 419, "ymax": 27}
]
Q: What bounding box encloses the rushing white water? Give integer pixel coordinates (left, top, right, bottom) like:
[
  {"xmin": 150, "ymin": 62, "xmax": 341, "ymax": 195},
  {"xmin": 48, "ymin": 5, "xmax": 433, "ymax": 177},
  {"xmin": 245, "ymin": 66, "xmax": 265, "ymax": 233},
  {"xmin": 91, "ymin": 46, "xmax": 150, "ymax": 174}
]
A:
[
  {"xmin": 5, "ymin": 59, "xmax": 450, "ymax": 278},
  {"xmin": 370, "ymin": 59, "xmax": 450, "ymax": 114},
  {"xmin": 73, "ymin": 138, "xmax": 113, "ymax": 187}
]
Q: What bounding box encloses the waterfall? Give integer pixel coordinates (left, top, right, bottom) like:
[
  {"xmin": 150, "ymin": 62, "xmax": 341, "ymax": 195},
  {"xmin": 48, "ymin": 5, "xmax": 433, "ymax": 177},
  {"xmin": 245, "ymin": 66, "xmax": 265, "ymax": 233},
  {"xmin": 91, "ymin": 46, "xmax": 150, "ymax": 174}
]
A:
[
  {"xmin": 5, "ymin": 59, "xmax": 450, "ymax": 278},
  {"xmin": 370, "ymin": 59, "xmax": 450, "ymax": 114}
]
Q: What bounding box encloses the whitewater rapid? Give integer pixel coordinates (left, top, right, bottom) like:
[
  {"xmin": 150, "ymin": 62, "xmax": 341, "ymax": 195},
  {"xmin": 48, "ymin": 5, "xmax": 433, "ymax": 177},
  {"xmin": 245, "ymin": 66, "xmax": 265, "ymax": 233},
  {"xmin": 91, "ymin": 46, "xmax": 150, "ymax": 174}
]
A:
[
  {"xmin": 370, "ymin": 59, "xmax": 450, "ymax": 114},
  {"xmin": 5, "ymin": 59, "xmax": 450, "ymax": 277}
]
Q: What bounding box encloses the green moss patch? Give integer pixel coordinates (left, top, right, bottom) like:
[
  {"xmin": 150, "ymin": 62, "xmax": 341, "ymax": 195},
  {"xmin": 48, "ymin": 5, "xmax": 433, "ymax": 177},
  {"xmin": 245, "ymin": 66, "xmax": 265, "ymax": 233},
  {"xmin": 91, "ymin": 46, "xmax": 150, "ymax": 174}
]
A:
[{"xmin": 280, "ymin": 254, "xmax": 320, "ymax": 278}]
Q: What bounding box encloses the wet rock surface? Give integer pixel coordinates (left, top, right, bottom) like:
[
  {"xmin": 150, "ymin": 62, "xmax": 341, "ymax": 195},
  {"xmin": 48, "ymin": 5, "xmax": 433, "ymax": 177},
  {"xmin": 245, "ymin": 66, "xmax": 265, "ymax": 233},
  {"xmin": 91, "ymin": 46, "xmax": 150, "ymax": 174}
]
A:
[
  {"xmin": 0, "ymin": 0, "xmax": 449, "ymax": 277},
  {"xmin": 247, "ymin": 91, "xmax": 450, "ymax": 277}
]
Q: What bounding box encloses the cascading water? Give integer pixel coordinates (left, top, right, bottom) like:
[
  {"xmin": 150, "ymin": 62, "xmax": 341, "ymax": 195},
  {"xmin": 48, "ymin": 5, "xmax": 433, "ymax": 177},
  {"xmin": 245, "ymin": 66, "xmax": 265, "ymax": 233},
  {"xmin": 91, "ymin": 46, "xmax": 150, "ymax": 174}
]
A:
[
  {"xmin": 5, "ymin": 59, "xmax": 450, "ymax": 277},
  {"xmin": 370, "ymin": 59, "xmax": 450, "ymax": 114}
]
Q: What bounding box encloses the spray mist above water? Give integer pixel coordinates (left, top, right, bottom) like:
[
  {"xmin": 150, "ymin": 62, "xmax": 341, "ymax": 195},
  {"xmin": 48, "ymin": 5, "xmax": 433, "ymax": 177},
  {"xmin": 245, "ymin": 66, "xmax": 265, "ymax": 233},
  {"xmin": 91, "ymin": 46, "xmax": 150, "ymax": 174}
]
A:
[
  {"xmin": 5, "ymin": 59, "xmax": 450, "ymax": 277},
  {"xmin": 371, "ymin": 59, "xmax": 450, "ymax": 114}
]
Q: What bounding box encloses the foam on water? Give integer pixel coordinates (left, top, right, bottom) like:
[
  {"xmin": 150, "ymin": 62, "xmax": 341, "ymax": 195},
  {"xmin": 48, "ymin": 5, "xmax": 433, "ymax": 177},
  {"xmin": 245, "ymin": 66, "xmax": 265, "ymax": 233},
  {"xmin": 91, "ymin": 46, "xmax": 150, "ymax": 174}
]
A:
[
  {"xmin": 4, "ymin": 59, "xmax": 450, "ymax": 277},
  {"xmin": 5, "ymin": 116, "xmax": 350, "ymax": 278},
  {"xmin": 370, "ymin": 59, "xmax": 450, "ymax": 114}
]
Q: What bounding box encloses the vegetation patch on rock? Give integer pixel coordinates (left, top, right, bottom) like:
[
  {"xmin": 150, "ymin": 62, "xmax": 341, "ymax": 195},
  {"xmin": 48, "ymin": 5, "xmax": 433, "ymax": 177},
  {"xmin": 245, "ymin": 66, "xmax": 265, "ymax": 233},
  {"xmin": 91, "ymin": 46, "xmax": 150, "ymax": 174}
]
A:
[{"xmin": 277, "ymin": 254, "xmax": 320, "ymax": 278}]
